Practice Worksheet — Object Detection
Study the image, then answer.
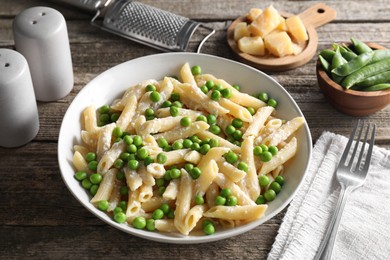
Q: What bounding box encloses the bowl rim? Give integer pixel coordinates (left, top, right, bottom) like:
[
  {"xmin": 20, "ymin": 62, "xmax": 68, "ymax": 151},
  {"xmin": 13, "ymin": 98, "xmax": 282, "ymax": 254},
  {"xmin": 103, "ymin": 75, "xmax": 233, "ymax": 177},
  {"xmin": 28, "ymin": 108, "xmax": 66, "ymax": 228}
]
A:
[{"xmin": 316, "ymin": 42, "xmax": 390, "ymax": 97}]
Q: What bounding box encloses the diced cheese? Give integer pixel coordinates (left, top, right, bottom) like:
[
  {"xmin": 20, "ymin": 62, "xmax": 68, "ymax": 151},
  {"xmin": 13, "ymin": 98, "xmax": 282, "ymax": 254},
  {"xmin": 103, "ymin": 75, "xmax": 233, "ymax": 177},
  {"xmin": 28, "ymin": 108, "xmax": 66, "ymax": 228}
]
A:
[
  {"xmin": 264, "ymin": 31, "xmax": 293, "ymax": 57},
  {"xmin": 247, "ymin": 8, "xmax": 263, "ymax": 22},
  {"xmin": 247, "ymin": 5, "xmax": 282, "ymax": 37},
  {"xmin": 234, "ymin": 22, "xmax": 250, "ymax": 41},
  {"xmin": 292, "ymin": 42, "xmax": 304, "ymax": 55},
  {"xmin": 286, "ymin": 16, "xmax": 308, "ymax": 44},
  {"xmin": 275, "ymin": 16, "xmax": 287, "ymax": 31},
  {"xmin": 238, "ymin": 36, "xmax": 265, "ymax": 56}
]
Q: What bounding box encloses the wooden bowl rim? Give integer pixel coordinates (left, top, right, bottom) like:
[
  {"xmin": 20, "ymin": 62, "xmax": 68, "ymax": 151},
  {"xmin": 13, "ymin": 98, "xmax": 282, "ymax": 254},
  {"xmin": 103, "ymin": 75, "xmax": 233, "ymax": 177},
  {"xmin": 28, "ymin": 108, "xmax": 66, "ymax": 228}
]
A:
[{"xmin": 317, "ymin": 42, "xmax": 390, "ymax": 97}]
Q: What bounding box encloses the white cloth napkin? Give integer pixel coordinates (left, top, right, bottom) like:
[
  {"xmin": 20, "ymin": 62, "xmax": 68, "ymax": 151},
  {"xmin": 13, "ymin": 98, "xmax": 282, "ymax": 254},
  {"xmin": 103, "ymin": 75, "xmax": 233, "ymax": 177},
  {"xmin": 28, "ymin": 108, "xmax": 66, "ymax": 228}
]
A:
[{"xmin": 268, "ymin": 131, "xmax": 390, "ymax": 260}]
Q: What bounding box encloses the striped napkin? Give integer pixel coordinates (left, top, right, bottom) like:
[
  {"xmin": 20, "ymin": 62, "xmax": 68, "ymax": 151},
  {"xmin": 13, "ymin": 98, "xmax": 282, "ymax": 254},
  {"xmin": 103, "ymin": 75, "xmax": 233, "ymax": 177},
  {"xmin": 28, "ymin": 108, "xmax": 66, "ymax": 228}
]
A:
[{"xmin": 268, "ymin": 131, "xmax": 390, "ymax": 260}]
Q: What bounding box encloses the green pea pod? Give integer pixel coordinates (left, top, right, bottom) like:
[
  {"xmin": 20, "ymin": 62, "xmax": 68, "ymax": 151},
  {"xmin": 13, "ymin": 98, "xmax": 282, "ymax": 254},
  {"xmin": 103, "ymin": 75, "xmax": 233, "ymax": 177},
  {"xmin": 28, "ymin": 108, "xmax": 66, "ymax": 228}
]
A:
[
  {"xmin": 355, "ymin": 70, "xmax": 390, "ymax": 88},
  {"xmin": 370, "ymin": 49, "xmax": 390, "ymax": 64},
  {"xmin": 332, "ymin": 43, "xmax": 357, "ymax": 61},
  {"xmin": 341, "ymin": 58, "xmax": 390, "ymax": 89},
  {"xmin": 332, "ymin": 51, "xmax": 374, "ymax": 77},
  {"xmin": 319, "ymin": 55, "xmax": 331, "ymax": 72},
  {"xmin": 319, "ymin": 49, "xmax": 335, "ymax": 62},
  {"xmin": 351, "ymin": 37, "xmax": 373, "ymax": 54},
  {"xmin": 331, "ymin": 47, "xmax": 347, "ymax": 83},
  {"xmin": 363, "ymin": 83, "xmax": 390, "ymax": 91}
]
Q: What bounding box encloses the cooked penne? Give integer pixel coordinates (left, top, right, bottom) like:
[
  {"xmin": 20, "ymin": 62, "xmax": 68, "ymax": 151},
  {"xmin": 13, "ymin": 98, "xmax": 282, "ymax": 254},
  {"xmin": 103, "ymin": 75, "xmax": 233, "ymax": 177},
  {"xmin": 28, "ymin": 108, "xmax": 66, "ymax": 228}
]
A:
[
  {"xmin": 174, "ymin": 169, "xmax": 193, "ymax": 235},
  {"xmin": 124, "ymin": 167, "xmax": 143, "ymax": 191},
  {"xmin": 203, "ymin": 205, "xmax": 267, "ymax": 221},
  {"xmin": 97, "ymin": 141, "xmax": 126, "ymax": 174},
  {"xmin": 163, "ymin": 179, "xmax": 179, "ymax": 200},
  {"xmin": 261, "ymin": 117, "xmax": 304, "ymax": 146},
  {"xmin": 96, "ymin": 123, "xmax": 115, "ymax": 160},
  {"xmin": 90, "ymin": 168, "xmax": 117, "ymax": 205},
  {"xmin": 153, "ymin": 121, "xmax": 209, "ymax": 143},
  {"xmin": 115, "ymin": 95, "xmax": 137, "ymax": 133},
  {"xmin": 180, "ymin": 62, "xmax": 197, "ymax": 85},
  {"xmin": 141, "ymin": 116, "xmax": 183, "ymax": 135},
  {"xmin": 194, "ymin": 159, "xmax": 218, "ymax": 197},
  {"xmin": 197, "ymin": 130, "xmax": 240, "ymax": 152},
  {"xmin": 163, "ymin": 149, "xmax": 191, "ymax": 166},
  {"xmin": 214, "ymin": 173, "xmax": 256, "ymax": 206},
  {"xmin": 182, "ymin": 205, "xmax": 208, "ymax": 235},
  {"xmin": 243, "ymin": 106, "xmax": 274, "ymax": 138},
  {"xmin": 82, "ymin": 105, "xmax": 99, "ymax": 137},
  {"xmin": 217, "ymin": 159, "xmax": 246, "ymax": 182},
  {"xmin": 155, "ymin": 219, "xmax": 178, "ymax": 233},
  {"xmin": 218, "ymin": 98, "xmax": 253, "ymax": 123},
  {"xmin": 240, "ymin": 136, "xmax": 260, "ymax": 200},
  {"xmin": 72, "ymin": 151, "xmax": 90, "ymax": 174},
  {"xmin": 183, "ymin": 150, "xmax": 202, "ymax": 164},
  {"xmin": 155, "ymin": 107, "xmax": 203, "ymax": 119}
]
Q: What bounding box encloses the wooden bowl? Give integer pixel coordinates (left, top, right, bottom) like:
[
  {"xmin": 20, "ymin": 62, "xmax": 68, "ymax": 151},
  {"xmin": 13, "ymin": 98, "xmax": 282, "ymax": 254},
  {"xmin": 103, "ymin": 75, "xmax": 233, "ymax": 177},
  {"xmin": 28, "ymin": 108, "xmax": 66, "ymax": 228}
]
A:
[
  {"xmin": 227, "ymin": 3, "xmax": 337, "ymax": 71},
  {"xmin": 316, "ymin": 43, "xmax": 390, "ymax": 116}
]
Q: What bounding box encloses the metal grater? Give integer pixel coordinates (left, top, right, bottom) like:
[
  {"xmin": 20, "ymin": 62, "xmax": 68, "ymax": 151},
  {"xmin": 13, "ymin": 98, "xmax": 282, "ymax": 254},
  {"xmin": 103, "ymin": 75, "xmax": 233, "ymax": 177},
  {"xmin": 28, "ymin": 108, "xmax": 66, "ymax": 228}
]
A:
[{"xmin": 56, "ymin": 0, "xmax": 215, "ymax": 52}]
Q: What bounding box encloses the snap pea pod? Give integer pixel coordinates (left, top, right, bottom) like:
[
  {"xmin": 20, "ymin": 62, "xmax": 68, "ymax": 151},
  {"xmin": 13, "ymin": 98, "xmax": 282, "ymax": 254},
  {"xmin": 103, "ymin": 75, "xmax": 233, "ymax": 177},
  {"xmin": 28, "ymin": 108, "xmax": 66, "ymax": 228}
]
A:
[
  {"xmin": 338, "ymin": 45, "xmax": 358, "ymax": 61},
  {"xmin": 362, "ymin": 83, "xmax": 390, "ymax": 91},
  {"xmin": 370, "ymin": 49, "xmax": 390, "ymax": 64},
  {"xmin": 319, "ymin": 49, "xmax": 335, "ymax": 62},
  {"xmin": 332, "ymin": 51, "xmax": 374, "ymax": 77},
  {"xmin": 341, "ymin": 58, "xmax": 390, "ymax": 89},
  {"xmin": 331, "ymin": 47, "xmax": 348, "ymax": 83},
  {"xmin": 355, "ymin": 70, "xmax": 390, "ymax": 88},
  {"xmin": 319, "ymin": 55, "xmax": 331, "ymax": 72},
  {"xmin": 351, "ymin": 37, "xmax": 373, "ymax": 54}
]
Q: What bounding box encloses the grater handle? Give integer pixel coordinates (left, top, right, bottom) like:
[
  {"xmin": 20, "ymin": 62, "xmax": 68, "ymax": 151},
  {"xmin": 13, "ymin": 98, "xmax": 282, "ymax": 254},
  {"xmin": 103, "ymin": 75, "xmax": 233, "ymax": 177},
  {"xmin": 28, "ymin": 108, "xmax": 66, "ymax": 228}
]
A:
[{"xmin": 54, "ymin": 0, "xmax": 112, "ymax": 12}]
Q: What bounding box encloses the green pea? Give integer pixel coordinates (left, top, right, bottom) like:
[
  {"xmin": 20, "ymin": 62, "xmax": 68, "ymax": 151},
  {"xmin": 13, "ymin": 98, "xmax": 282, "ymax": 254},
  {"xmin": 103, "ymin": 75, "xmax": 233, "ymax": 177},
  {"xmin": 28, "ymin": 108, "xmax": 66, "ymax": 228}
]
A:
[
  {"xmin": 264, "ymin": 189, "xmax": 276, "ymax": 202},
  {"xmin": 200, "ymin": 85, "xmax": 209, "ymax": 94},
  {"xmin": 259, "ymin": 175, "xmax": 270, "ymax": 187},
  {"xmin": 195, "ymin": 195, "xmax": 204, "ymax": 205},
  {"xmin": 120, "ymin": 152, "xmax": 131, "ymax": 161},
  {"xmin": 81, "ymin": 178, "xmax": 92, "ymax": 189},
  {"xmin": 203, "ymin": 223, "xmax": 215, "ymax": 235},
  {"xmin": 89, "ymin": 185, "xmax": 99, "ymax": 196},
  {"xmin": 110, "ymin": 112, "xmax": 120, "ymax": 122},
  {"xmin": 183, "ymin": 139, "xmax": 193, "ymax": 148},
  {"xmin": 133, "ymin": 135, "xmax": 143, "ymax": 146},
  {"xmin": 260, "ymin": 144, "xmax": 268, "ymax": 151},
  {"xmin": 172, "ymin": 101, "xmax": 182, "ymax": 108},
  {"xmin": 332, "ymin": 51, "xmax": 374, "ymax": 77},
  {"xmin": 112, "ymin": 126, "xmax": 123, "ymax": 138},
  {"xmin": 118, "ymin": 201, "xmax": 127, "ymax": 211},
  {"xmin": 351, "ymin": 37, "xmax": 373, "ymax": 54},
  {"xmin": 128, "ymin": 159, "xmax": 139, "ymax": 170},
  {"xmin": 269, "ymin": 181, "xmax": 282, "ymax": 194},
  {"xmin": 205, "ymin": 80, "xmax": 214, "ymax": 89},
  {"xmin": 232, "ymin": 118, "xmax": 243, "ymax": 128},
  {"xmin": 113, "ymin": 206, "xmax": 123, "ymax": 215},
  {"xmin": 98, "ymin": 104, "xmax": 110, "ymax": 114},
  {"xmin": 232, "ymin": 84, "xmax": 240, "ymax": 91},
  {"xmin": 146, "ymin": 219, "xmax": 155, "ymax": 231},
  {"xmin": 220, "ymin": 88, "xmax": 232, "ymax": 98},
  {"xmin": 225, "ymin": 125, "xmax": 236, "ymax": 135},
  {"xmin": 196, "ymin": 115, "xmax": 207, "ymax": 122},
  {"xmin": 132, "ymin": 216, "xmax": 146, "ymax": 229},
  {"xmin": 85, "ymin": 152, "xmax": 97, "ymax": 162},
  {"xmin": 170, "ymin": 168, "xmax": 181, "ymax": 179},
  {"xmin": 191, "ymin": 142, "xmax": 200, "ymax": 151},
  {"xmin": 233, "ymin": 129, "xmax": 243, "ymax": 140},
  {"xmin": 253, "ymin": 146, "xmax": 263, "ymax": 156},
  {"xmin": 213, "ymin": 83, "xmax": 223, "ymax": 91},
  {"xmin": 99, "ymin": 113, "xmax": 110, "ymax": 125},
  {"xmin": 150, "ymin": 91, "xmax": 161, "ymax": 102},
  {"xmin": 170, "ymin": 92, "xmax": 180, "ymax": 101},
  {"xmin": 114, "ymin": 212, "xmax": 127, "ymax": 223},
  {"xmin": 74, "ymin": 171, "xmax": 87, "ymax": 181},
  {"xmin": 90, "ymin": 173, "xmax": 102, "ymax": 184},
  {"xmin": 136, "ymin": 148, "xmax": 149, "ymax": 160},
  {"xmin": 210, "ymin": 90, "xmax": 221, "ymax": 101},
  {"xmin": 260, "ymin": 151, "xmax": 273, "ymax": 162},
  {"xmin": 123, "ymin": 135, "xmax": 133, "ymax": 145},
  {"xmin": 98, "ymin": 200, "xmax": 109, "ymax": 211},
  {"xmin": 87, "ymin": 160, "xmax": 98, "ymax": 171},
  {"xmin": 144, "ymin": 156, "xmax": 154, "ymax": 166},
  {"xmin": 215, "ymin": 195, "xmax": 226, "ymax": 205},
  {"xmin": 257, "ymin": 92, "xmax": 269, "ymax": 102},
  {"xmin": 209, "ymin": 125, "xmax": 221, "ymax": 135},
  {"xmin": 207, "ymin": 114, "xmax": 217, "ymax": 125},
  {"xmin": 189, "ymin": 167, "xmax": 202, "ymax": 179},
  {"xmin": 152, "ymin": 209, "xmax": 164, "ymax": 220},
  {"xmin": 224, "ymin": 151, "xmax": 238, "ymax": 164},
  {"xmin": 246, "ymin": 107, "xmax": 255, "ymax": 115},
  {"xmin": 163, "ymin": 145, "xmax": 172, "ymax": 152},
  {"xmin": 167, "ymin": 209, "xmax": 175, "ymax": 219},
  {"xmin": 172, "ymin": 140, "xmax": 183, "ymax": 150},
  {"xmin": 209, "ymin": 138, "xmax": 219, "ymax": 148},
  {"xmin": 255, "ymin": 195, "xmax": 266, "ymax": 205},
  {"xmin": 184, "ymin": 163, "xmax": 194, "ymax": 173},
  {"xmin": 200, "ymin": 144, "xmax": 211, "ymax": 155},
  {"xmin": 190, "ymin": 135, "xmax": 201, "ymax": 143},
  {"xmin": 220, "ymin": 188, "xmax": 231, "ymax": 198},
  {"xmin": 191, "ymin": 65, "xmax": 202, "ymax": 75},
  {"xmin": 275, "ymin": 175, "xmax": 285, "ymax": 186},
  {"xmin": 160, "ymin": 203, "xmax": 170, "ymax": 214},
  {"xmin": 237, "ymin": 161, "xmax": 248, "ymax": 172},
  {"xmin": 114, "ymin": 159, "xmax": 124, "ymax": 169},
  {"xmin": 161, "ymin": 100, "xmax": 172, "ymax": 108},
  {"xmin": 145, "ymin": 108, "xmax": 154, "ymax": 117},
  {"xmin": 155, "ymin": 178, "xmax": 165, "ymax": 188},
  {"xmin": 156, "ymin": 153, "xmax": 167, "ymax": 164},
  {"xmin": 180, "ymin": 117, "xmax": 192, "ymax": 127},
  {"xmin": 157, "ymin": 137, "xmax": 169, "ymax": 148},
  {"xmin": 226, "ymin": 195, "xmax": 238, "ymax": 206},
  {"xmin": 268, "ymin": 145, "xmax": 278, "ymax": 156},
  {"xmin": 170, "ymin": 106, "xmax": 179, "ymax": 117},
  {"xmin": 120, "ymin": 186, "xmax": 129, "ymax": 195},
  {"xmin": 145, "ymin": 84, "xmax": 156, "ymax": 92},
  {"xmin": 202, "ymin": 219, "xmax": 214, "ymax": 229},
  {"xmin": 127, "ymin": 144, "xmax": 137, "ymax": 154},
  {"xmin": 267, "ymin": 98, "xmax": 278, "ymax": 108},
  {"xmin": 341, "ymin": 58, "xmax": 390, "ymax": 89},
  {"xmin": 116, "ymin": 171, "xmax": 125, "ymax": 180}
]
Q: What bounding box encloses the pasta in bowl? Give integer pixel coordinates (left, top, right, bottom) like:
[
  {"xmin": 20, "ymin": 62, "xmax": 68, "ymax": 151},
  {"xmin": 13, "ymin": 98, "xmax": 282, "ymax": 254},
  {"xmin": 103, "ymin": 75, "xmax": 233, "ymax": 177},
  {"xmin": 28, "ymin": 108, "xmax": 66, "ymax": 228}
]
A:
[{"xmin": 58, "ymin": 53, "xmax": 312, "ymax": 243}]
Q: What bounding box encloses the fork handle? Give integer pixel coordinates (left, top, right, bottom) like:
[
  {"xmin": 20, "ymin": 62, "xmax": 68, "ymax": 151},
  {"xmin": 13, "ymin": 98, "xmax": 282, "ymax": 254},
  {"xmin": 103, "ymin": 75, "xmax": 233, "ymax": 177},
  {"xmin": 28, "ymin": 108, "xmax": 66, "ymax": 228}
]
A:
[{"xmin": 314, "ymin": 184, "xmax": 353, "ymax": 260}]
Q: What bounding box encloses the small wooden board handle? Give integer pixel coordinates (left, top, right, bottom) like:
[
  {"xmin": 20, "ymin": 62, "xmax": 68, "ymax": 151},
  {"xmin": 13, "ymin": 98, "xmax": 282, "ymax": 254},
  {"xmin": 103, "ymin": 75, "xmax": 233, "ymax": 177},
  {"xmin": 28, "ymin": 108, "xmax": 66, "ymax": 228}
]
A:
[{"xmin": 298, "ymin": 3, "xmax": 337, "ymax": 28}]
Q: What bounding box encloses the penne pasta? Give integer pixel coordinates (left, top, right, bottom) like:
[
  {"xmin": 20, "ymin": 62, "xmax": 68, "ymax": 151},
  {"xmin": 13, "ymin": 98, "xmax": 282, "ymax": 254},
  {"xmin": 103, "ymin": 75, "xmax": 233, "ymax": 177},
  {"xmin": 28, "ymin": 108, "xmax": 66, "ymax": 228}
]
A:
[{"xmin": 203, "ymin": 204, "xmax": 267, "ymax": 221}]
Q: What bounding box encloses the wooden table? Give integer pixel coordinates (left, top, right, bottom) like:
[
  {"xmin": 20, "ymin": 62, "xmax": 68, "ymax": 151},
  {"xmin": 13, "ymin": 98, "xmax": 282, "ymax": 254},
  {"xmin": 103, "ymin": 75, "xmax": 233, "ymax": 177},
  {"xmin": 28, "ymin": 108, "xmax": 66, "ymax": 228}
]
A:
[{"xmin": 1, "ymin": 1, "xmax": 389, "ymax": 259}]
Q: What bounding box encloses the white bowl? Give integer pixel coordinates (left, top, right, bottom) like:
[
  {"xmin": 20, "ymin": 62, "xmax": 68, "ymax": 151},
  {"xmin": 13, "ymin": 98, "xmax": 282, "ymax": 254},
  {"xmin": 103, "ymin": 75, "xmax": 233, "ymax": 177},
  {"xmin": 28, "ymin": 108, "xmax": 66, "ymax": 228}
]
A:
[{"xmin": 58, "ymin": 53, "xmax": 312, "ymax": 244}]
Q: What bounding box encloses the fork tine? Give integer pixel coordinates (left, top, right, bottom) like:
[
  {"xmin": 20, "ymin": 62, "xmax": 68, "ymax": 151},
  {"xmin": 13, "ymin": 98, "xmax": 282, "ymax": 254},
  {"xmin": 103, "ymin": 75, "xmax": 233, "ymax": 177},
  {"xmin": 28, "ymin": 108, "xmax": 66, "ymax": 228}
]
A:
[
  {"xmin": 339, "ymin": 120, "xmax": 360, "ymax": 166},
  {"xmin": 347, "ymin": 120, "xmax": 364, "ymax": 168},
  {"xmin": 362, "ymin": 124, "xmax": 376, "ymax": 172},
  {"xmin": 355, "ymin": 123, "xmax": 370, "ymax": 171}
]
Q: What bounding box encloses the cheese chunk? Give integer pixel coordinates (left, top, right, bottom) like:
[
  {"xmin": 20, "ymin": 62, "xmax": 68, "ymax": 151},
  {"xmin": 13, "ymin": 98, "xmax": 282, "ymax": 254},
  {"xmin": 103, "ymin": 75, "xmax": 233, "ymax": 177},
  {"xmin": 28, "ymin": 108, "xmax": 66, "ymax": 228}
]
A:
[
  {"xmin": 264, "ymin": 31, "xmax": 293, "ymax": 57},
  {"xmin": 238, "ymin": 36, "xmax": 265, "ymax": 56},
  {"xmin": 248, "ymin": 5, "xmax": 282, "ymax": 37},
  {"xmin": 286, "ymin": 16, "xmax": 308, "ymax": 44},
  {"xmin": 234, "ymin": 22, "xmax": 250, "ymax": 41},
  {"xmin": 247, "ymin": 8, "xmax": 263, "ymax": 22}
]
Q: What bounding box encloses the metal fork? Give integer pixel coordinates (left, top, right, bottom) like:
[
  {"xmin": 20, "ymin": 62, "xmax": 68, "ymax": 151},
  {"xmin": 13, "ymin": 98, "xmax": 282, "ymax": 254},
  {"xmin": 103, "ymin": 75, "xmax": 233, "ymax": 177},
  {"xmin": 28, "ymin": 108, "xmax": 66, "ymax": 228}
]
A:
[{"xmin": 314, "ymin": 120, "xmax": 376, "ymax": 260}]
